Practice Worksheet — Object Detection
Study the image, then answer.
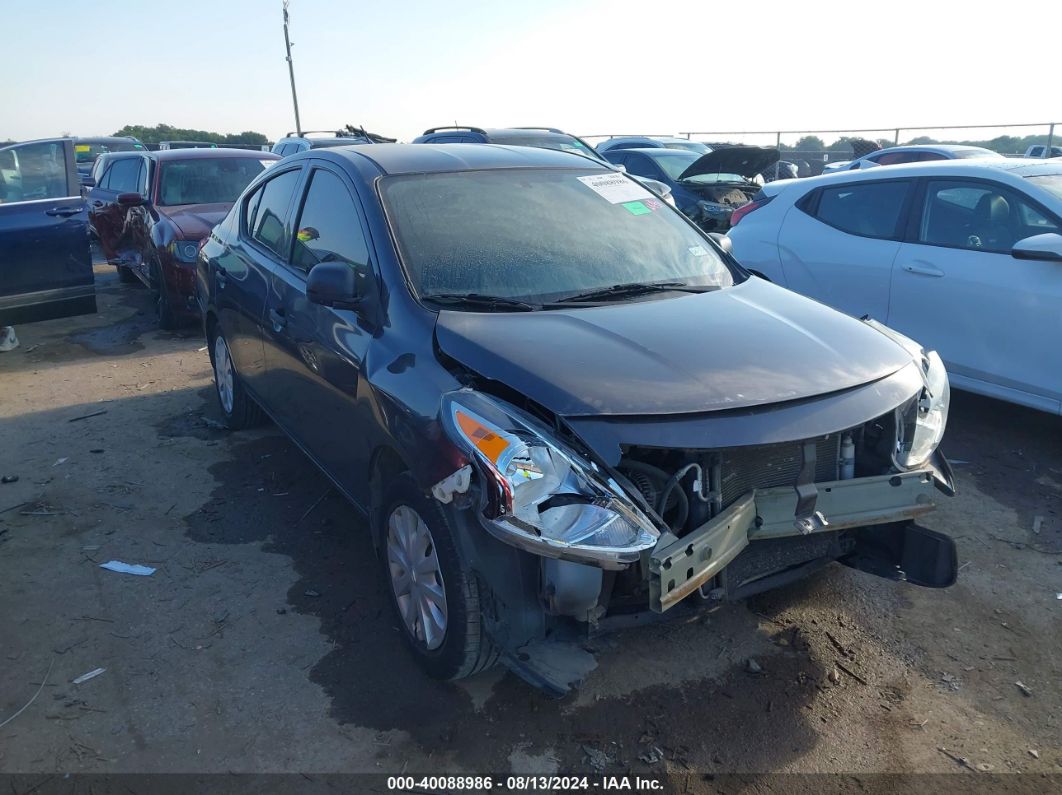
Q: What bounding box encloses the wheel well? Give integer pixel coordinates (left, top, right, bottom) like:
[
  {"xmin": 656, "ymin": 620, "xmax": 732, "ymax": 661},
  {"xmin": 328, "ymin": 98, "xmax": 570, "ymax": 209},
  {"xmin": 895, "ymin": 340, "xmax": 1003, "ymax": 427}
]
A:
[{"xmin": 368, "ymin": 446, "xmax": 409, "ymax": 543}]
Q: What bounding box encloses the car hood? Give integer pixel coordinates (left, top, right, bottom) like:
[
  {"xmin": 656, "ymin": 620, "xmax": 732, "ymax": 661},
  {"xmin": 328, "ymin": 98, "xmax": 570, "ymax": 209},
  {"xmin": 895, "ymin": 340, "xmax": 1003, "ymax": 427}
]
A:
[
  {"xmin": 433, "ymin": 278, "xmax": 915, "ymax": 417},
  {"xmin": 677, "ymin": 147, "xmax": 780, "ymax": 181},
  {"xmin": 158, "ymin": 203, "xmax": 231, "ymax": 239}
]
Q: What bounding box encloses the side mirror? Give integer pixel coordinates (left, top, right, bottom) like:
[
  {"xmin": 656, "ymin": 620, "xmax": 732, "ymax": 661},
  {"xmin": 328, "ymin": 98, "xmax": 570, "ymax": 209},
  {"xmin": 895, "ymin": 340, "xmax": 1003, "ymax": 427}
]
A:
[
  {"xmin": 1011, "ymin": 232, "xmax": 1062, "ymax": 262},
  {"xmin": 307, "ymin": 261, "xmax": 365, "ymax": 310},
  {"xmin": 708, "ymin": 232, "xmax": 733, "ymax": 255},
  {"xmin": 117, "ymin": 192, "xmax": 145, "ymax": 208},
  {"xmin": 81, "ymin": 176, "xmax": 96, "ymax": 188}
]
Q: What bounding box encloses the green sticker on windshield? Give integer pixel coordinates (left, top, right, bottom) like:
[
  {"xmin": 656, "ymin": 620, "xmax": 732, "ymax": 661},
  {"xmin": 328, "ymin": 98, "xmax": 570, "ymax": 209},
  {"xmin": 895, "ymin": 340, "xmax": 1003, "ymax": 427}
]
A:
[{"xmin": 622, "ymin": 201, "xmax": 650, "ymax": 216}]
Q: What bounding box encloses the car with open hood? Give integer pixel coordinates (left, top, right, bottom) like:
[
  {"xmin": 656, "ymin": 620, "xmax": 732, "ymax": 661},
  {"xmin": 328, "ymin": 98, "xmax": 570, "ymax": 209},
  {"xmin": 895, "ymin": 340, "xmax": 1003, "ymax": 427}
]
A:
[
  {"xmin": 88, "ymin": 148, "xmax": 279, "ymax": 328},
  {"xmin": 602, "ymin": 146, "xmax": 779, "ymax": 231},
  {"xmin": 197, "ymin": 143, "xmax": 956, "ymax": 695}
]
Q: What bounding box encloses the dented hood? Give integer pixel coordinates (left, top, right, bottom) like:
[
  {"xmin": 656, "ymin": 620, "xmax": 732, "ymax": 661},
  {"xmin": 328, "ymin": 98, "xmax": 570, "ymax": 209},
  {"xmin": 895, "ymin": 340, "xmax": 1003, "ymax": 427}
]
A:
[
  {"xmin": 677, "ymin": 146, "xmax": 780, "ymax": 181},
  {"xmin": 434, "ymin": 279, "xmax": 914, "ymax": 417},
  {"xmin": 158, "ymin": 203, "xmax": 230, "ymax": 240}
]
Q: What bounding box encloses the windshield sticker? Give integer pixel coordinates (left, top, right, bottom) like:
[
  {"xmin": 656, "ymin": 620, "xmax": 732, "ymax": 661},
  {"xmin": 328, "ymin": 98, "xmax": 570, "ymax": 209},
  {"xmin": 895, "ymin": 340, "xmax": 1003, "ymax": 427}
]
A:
[
  {"xmin": 260, "ymin": 159, "xmax": 277, "ymax": 169},
  {"xmin": 74, "ymin": 144, "xmax": 90, "ymax": 152},
  {"xmin": 577, "ymin": 173, "xmax": 653, "ymax": 204},
  {"xmin": 644, "ymin": 197, "xmax": 662, "ymax": 211},
  {"xmin": 688, "ymin": 245, "xmax": 708, "ymax": 257},
  {"xmin": 622, "ymin": 201, "xmax": 651, "ymax": 216}
]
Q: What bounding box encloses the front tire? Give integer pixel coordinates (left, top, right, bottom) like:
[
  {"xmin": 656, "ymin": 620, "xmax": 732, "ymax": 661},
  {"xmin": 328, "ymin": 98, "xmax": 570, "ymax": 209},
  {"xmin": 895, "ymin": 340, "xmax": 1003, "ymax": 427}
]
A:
[
  {"xmin": 149, "ymin": 254, "xmax": 178, "ymax": 330},
  {"xmin": 209, "ymin": 326, "xmax": 264, "ymax": 430},
  {"xmin": 377, "ymin": 473, "xmax": 499, "ymax": 681}
]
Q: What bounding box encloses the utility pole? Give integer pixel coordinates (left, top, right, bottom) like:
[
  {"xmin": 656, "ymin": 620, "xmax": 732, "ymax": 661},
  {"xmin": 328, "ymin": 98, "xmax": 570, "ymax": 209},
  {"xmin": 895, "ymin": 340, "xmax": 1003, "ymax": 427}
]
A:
[{"xmin": 283, "ymin": 0, "xmax": 302, "ymax": 136}]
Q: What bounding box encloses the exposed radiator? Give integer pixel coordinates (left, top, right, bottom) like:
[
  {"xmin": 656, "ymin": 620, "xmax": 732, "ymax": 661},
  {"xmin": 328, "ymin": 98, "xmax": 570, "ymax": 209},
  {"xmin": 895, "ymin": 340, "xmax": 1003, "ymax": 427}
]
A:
[{"xmin": 718, "ymin": 435, "xmax": 840, "ymax": 508}]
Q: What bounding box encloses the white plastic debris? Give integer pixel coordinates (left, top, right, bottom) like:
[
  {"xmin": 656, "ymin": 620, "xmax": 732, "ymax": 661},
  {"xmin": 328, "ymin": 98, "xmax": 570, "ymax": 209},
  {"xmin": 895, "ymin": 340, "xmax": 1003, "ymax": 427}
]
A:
[
  {"xmin": 53, "ymin": 457, "xmax": 69, "ymax": 467},
  {"xmin": 99, "ymin": 560, "xmax": 156, "ymax": 576},
  {"xmin": 72, "ymin": 667, "xmax": 105, "ymax": 685}
]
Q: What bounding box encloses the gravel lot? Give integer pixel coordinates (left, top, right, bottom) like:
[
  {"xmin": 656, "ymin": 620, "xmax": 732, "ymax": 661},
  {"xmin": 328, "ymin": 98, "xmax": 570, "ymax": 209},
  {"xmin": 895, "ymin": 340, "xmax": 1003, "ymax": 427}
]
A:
[{"xmin": 1, "ymin": 265, "xmax": 1060, "ymax": 789}]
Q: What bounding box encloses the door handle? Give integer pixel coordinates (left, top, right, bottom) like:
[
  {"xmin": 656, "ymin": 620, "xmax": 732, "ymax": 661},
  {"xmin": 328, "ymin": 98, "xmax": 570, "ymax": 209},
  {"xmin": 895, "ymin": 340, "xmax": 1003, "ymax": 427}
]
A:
[
  {"xmin": 45, "ymin": 206, "xmax": 83, "ymax": 218},
  {"xmin": 269, "ymin": 307, "xmax": 287, "ymax": 332},
  {"xmin": 901, "ymin": 263, "xmax": 944, "ymax": 278},
  {"xmin": 91, "ymin": 200, "xmax": 104, "ymax": 208}
]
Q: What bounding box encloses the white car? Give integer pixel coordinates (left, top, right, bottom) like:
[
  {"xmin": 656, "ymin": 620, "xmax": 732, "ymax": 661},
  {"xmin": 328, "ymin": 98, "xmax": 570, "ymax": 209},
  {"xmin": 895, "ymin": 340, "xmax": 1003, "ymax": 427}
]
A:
[
  {"xmin": 726, "ymin": 159, "xmax": 1062, "ymax": 414},
  {"xmin": 822, "ymin": 144, "xmax": 1003, "ymax": 174}
]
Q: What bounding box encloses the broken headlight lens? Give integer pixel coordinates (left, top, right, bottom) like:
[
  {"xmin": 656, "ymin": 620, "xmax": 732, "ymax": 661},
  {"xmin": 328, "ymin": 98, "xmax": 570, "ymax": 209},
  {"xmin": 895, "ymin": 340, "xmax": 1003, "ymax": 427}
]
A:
[
  {"xmin": 895, "ymin": 350, "xmax": 950, "ymax": 469},
  {"xmin": 441, "ymin": 392, "xmax": 659, "ymax": 568}
]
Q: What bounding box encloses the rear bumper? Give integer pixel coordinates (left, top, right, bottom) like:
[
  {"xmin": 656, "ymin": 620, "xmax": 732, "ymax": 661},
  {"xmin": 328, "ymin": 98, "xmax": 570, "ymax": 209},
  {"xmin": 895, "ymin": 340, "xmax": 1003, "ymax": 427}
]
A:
[{"xmin": 649, "ymin": 468, "xmax": 941, "ymax": 612}]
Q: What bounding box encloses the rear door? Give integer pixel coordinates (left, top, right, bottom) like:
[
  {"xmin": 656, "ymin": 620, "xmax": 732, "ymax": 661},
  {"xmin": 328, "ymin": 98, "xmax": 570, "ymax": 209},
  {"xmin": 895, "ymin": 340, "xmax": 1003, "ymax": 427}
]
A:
[
  {"xmin": 888, "ymin": 178, "xmax": 1062, "ymax": 412},
  {"xmin": 775, "ymin": 178, "xmax": 913, "ymax": 320},
  {"xmin": 260, "ymin": 164, "xmax": 374, "ymax": 504},
  {"xmin": 0, "ymin": 138, "xmax": 95, "ymax": 325}
]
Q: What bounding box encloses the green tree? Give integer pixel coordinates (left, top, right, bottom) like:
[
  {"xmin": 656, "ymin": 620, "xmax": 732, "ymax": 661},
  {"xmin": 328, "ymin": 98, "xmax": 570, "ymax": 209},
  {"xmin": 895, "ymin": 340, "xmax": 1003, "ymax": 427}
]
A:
[{"xmin": 112, "ymin": 123, "xmax": 269, "ymax": 146}]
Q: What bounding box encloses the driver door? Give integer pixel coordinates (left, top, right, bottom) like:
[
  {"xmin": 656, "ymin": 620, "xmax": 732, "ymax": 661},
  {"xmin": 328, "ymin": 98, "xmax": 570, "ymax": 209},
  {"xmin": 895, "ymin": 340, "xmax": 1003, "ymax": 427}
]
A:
[
  {"xmin": 0, "ymin": 138, "xmax": 95, "ymax": 325},
  {"xmin": 888, "ymin": 178, "xmax": 1062, "ymax": 412}
]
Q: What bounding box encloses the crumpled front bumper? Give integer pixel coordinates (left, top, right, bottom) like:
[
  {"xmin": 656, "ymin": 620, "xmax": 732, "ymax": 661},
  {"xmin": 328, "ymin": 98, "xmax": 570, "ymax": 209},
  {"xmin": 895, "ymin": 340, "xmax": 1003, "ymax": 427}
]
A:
[{"xmin": 649, "ymin": 467, "xmax": 943, "ymax": 612}]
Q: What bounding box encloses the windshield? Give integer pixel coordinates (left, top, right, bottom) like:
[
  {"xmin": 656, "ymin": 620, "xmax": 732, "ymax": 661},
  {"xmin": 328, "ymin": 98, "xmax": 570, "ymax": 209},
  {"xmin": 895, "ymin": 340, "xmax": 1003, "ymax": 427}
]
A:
[
  {"xmin": 1025, "ymin": 173, "xmax": 1062, "ymax": 201},
  {"xmin": 157, "ymin": 157, "xmax": 271, "ymax": 206},
  {"xmin": 493, "ymin": 134, "xmax": 605, "ymax": 163},
  {"xmin": 655, "ymin": 140, "xmax": 711, "ymax": 154},
  {"xmin": 953, "ymin": 148, "xmax": 1004, "ymax": 159},
  {"xmin": 75, "ymin": 140, "xmax": 142, "ymax": 164},
  {"xmin": 381, "ymin": 169, "xmax": 737, "ymax": 306},
  {"xmin": 647, "ymin": 151, "xmax": 745, "ymax": 184}
]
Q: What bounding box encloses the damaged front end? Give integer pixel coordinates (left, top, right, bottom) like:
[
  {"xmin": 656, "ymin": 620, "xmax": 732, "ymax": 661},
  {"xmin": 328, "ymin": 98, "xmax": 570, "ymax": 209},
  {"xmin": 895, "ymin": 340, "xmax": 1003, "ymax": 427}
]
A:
[{"xmin": 429, "ymin": 338, "xmax": 956, "ymax": 696}]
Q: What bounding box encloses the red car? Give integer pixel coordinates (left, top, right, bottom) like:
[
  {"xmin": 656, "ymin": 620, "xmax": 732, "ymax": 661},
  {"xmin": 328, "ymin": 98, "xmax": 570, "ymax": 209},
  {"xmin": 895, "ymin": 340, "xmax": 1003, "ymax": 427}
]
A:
[{"xmin": 87, "ymin": 148, "xmax": 279, "ymax": 328}]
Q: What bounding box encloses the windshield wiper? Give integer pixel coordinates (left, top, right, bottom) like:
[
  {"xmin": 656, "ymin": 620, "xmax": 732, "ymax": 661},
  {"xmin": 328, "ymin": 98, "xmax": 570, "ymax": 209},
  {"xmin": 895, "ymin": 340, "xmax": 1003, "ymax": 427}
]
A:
[
  {"xmin": 420, "ymin": 292, "xmax": 540, "ymax": 312},
  {"xmin": 556, "ymin": 281, "xmax": 716, "ymax": 304}
]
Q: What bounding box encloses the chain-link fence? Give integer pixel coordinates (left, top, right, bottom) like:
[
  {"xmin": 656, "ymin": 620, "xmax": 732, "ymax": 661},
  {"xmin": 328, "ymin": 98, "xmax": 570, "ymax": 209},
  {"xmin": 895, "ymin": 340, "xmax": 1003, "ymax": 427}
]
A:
[{"xmin": 582, "ymin": 122, "xmax": 1059, "ymax": 178}]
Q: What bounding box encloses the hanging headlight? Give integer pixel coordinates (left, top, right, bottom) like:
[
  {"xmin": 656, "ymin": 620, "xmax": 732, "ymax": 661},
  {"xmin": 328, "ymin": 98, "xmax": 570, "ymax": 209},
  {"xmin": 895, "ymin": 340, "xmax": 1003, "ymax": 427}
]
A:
[
  {"xmin": 440, "ymin": 391, "xmax": 659, "ymax": 569},
  {"xmin": 895, "ymin": 349, "xmax": 950, "ymax": 469}
]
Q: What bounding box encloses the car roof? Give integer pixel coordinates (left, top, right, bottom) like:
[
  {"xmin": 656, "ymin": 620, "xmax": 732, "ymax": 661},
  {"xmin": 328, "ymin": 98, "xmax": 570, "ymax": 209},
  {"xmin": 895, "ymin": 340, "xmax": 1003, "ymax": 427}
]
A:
[
  {"xmin": 304, "ymin": 142, "xmax": 609, "ymax": 176},
  {"xmin": 869, "ymin": 143, "xmax": 996, "ymax": 156},
  {"xmin": 74, "ymin": 136, "xmax": 139, "ymax": 144},
  {"xmin": 791, "ymin": 157, "xmax": 1062, "ymax": 189},
  {"xmin": 147, "ymin": 148, "xmax": 280, "ymax": 161},
  {"xmin": 612, "ymin": 147, "xmax": 695, "ymax": 157}
]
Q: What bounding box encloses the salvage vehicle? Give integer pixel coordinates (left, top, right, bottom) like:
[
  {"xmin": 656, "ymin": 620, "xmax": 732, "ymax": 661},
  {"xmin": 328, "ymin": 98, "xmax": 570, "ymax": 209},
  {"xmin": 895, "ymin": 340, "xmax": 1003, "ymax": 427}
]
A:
[
  {"xmin": 272, "ymin": 127, "xmax": 396, "ymax": 157},
  {"xmin": 88, "ymin": 148, "xmax": 279, "ymax": 328},
  {"xmin": 596, "ymin": 136, "xmax": 711, "ymax": 155},
  {"xmin": 73, "ymin": 136, "xmax": 144, "ymax": 186},
  {"xmin": 0, "ymin": 138, "xmax": 95, "ymax": 325},
  {"xmin": 727, "ymin": 159, "xmax": 1062, "ymax": 414},
  {"xmin": 413, "ymin": 126, "xmax": 675, "ymax": 206},
  {"xmin": 602, "ymin": 146, "xmax": 779, "ymax": 231},
  {"xmin": 198, "ymin": 143, "xmax": 957, "ymax": 694},
  {"xmin": 822, "ymin": 144, "xmax": 1002, "ymax": 174}
]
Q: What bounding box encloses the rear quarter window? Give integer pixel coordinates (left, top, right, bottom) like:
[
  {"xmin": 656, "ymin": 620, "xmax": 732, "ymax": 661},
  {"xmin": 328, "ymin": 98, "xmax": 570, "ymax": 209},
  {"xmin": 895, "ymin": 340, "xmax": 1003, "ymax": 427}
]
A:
[{"xmin": 803, "ymin": 180, "xmax": 911, "ymax": 239}]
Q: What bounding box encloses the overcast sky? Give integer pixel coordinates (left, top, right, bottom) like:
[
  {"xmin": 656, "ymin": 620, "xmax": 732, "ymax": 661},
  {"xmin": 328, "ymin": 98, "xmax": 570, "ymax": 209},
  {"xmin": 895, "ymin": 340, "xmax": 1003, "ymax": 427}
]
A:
[{"xmin": 4, "ymin": 0, "xmax": 1059, "ymax": 145}]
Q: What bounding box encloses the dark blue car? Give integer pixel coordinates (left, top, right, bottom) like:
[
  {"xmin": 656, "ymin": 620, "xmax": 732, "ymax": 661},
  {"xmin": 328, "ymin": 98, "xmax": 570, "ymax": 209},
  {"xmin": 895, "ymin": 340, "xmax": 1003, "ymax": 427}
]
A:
[
  {"xmin": 0, "ymin": 138, "xmax": 94, "ymax": 326},
  {"xmin": 601, "ymin": 146, "xmax": 779, "ymax": 232},
  {"xmin": 196, "ymin": 143, "xmax": 956, "ymax": 694}
]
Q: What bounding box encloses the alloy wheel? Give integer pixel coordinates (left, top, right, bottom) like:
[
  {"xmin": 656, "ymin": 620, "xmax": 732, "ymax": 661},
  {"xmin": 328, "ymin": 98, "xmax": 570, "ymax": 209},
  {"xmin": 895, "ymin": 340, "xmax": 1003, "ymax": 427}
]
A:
[{"xmin": 213, "ymin": 335, "xmax": 235, "ymax": 416}]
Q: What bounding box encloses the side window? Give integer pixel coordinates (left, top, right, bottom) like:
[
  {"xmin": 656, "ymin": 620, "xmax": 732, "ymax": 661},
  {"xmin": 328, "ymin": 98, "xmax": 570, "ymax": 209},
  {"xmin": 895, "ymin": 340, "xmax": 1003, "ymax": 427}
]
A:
[
  {"xmin": 623, "ymin": 154, "xmax": 664, "ymax": 181},
  {"xmin": 810, "ymin": 180, "xmax": 910, "ymax": 239},
  {"xmin": 0, "ymin": 141, "xmax": 69, "ymax": 203},
  {"xmin": 919, "ymin": 180, "xmax": 1061, "ymax": 252},
  {"xmin": 249, "ymin": 169, "xmax": 301, "ymax": 258},
  {"xmin": 243, "ymin": 183, "xmax": 264, "ymax": 235},
  {"xmin": 291, "ymin": 169, "xmax": 370, "ymax": 274},
  {"xmin": 105, "ymin": 157, "xmax": 141, "ymax": 194}
]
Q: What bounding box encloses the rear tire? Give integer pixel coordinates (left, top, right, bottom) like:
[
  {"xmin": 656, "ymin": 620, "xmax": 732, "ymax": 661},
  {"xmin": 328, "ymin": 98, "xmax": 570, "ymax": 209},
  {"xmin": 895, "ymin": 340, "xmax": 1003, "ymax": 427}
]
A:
[
  {"xmin": 208, "ymin": 325, "xmax": 264, "ymax": 430},
  {"xmin": 377, "ymin": 473, "xmax": 499, "ymax": 681}
]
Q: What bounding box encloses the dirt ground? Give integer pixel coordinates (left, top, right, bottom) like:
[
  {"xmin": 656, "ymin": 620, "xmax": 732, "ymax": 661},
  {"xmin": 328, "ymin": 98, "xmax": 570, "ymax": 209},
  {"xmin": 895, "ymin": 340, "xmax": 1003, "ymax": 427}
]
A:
[{"xmin": 1, "ymin": 264, "xmax": 1060, "ymax": 791}]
